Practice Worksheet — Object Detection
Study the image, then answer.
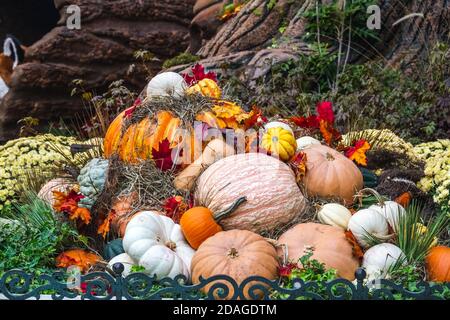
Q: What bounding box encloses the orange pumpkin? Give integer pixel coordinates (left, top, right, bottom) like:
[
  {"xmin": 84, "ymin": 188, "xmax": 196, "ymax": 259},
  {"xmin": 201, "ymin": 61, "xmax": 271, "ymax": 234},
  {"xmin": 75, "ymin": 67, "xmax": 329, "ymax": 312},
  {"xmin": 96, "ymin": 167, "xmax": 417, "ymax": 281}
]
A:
[
  {"xmin": 191, "ymin": 229, "xmax": 279, "ymax": 299},
  {"xmin": 186, "ymin": 78, "xmax": 221, "ymax": 99},
  {"xmin": 426, "ymin": 246, "xmax": 450, "ymax": 282},
  {"xmin": 110, "ymin": 193, "xmax": 137, "ymax": 237},
  {"xmin": 104, "ymin": 110, "xmax": 183, "ymax": 163},
  {"xmin": 180, "ymin": 197, "xmax": 246, "ymax": 249},
  {"xmin": 277, "ymin": 223, "xmax": 360, "ymax": 280},
  {"xmin": 302, "ymin": 144, "xmax": 363, "ymax": 204}
]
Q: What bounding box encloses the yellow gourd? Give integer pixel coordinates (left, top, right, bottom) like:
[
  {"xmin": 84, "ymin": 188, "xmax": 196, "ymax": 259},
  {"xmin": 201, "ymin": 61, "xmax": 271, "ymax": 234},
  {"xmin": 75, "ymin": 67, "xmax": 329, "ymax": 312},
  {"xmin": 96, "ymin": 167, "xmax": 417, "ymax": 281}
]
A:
[{"xmin": 261, "ymin": 127, "xmax": 297, "ymax": 161}]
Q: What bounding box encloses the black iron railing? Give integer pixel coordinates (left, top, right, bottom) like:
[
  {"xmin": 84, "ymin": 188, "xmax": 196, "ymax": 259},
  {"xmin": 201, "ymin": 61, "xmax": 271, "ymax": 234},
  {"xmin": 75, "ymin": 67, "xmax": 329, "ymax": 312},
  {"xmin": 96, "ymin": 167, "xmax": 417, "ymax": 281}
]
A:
[{"xmin": 1, "ymin": 264, "xmax": 449, "ymax": 300}]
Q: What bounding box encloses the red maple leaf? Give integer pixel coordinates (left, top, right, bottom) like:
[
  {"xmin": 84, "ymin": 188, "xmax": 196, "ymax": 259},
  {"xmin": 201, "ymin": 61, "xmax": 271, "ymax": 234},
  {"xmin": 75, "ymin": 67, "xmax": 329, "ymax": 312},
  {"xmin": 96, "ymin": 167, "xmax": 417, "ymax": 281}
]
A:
[
  {"xmin": 182, "ymin": 64, "xmax": 218, "ymax": 86},
  {"xmin": 152, "ymin": 139, "xmax": 183, "ymax": 171},
  {"xmin": 290, "ymin": 115, "xmax": 320, "ymax": 129},
  {"xmin": 317, "ymin": 101, "xmax": 334, "ymax": 123},
  {"xmin": 278, "ymin": 262, "xmax": 299, "ymax": 277},
  {"xmin": 243, "ymin": 106, "xmax": 265, "ymax": 129}
]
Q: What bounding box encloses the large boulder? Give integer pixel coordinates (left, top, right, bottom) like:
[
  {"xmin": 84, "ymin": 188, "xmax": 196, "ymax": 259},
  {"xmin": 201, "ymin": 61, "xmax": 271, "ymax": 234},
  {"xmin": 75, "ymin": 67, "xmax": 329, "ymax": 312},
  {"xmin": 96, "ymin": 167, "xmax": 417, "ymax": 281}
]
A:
[{"xmin": 0, "ymin": 0, "xmax": 195, "ymax": 142}]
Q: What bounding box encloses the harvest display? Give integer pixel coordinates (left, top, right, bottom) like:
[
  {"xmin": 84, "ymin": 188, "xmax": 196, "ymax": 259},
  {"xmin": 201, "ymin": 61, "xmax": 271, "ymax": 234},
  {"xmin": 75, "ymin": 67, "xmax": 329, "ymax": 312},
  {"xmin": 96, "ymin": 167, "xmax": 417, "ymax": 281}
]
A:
[{"xmin": 0, "ymin": 64, "xmax": 449, "ymax": 299}]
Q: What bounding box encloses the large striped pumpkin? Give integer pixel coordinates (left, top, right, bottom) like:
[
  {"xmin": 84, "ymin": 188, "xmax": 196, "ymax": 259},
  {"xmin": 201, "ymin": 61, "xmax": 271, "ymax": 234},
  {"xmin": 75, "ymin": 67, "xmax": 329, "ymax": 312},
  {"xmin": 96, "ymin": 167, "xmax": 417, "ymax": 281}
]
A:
[
  {"xmin": 194, "ymin": 153, "xmax": 307, "ymax": 234},
  {"xmin": 104, "ymin": 110, "xmax": 183, "ymax": 163}
]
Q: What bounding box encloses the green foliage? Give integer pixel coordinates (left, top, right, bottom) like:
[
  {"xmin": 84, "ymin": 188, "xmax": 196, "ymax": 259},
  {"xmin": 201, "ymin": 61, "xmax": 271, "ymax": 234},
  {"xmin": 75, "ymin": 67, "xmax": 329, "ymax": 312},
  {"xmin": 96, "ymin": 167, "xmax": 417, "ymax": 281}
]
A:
[{"xmin": 162, "ymin": 53, "xmax": 200, "ymax": 69}]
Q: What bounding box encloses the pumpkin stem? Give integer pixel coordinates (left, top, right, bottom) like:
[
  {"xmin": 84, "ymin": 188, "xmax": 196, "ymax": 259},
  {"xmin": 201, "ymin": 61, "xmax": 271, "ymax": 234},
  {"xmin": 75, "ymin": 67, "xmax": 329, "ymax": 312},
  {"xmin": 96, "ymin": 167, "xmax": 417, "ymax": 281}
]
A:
[
  {"xmin": 166, "ymin": 241, "xmax": 177, "ymax": 251},
  {"xmin": 356, "ymin": 188, "xmax": 385, "ymax": 207},
  {"xmin": 214, "ymin": 197, "xmax": 247, "ymax": 222},
  {"xmin": 227, "ymin": 247, "xmax": 239, "ymax": 258},
  {"xmin": 325, "ymin": 152, "xmax": 335, "ymax": 161}
]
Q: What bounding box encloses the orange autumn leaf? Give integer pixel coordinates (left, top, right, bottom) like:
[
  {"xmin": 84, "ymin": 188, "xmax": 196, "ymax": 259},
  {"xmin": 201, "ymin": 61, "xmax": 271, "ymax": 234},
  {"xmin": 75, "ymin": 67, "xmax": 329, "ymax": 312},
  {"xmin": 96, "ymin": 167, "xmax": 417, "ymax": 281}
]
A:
[
  {"xmin": 98, "ymin": 210, "xmax": 116, "ymax": 239},
  {"xmin": 344, "ymin": 230, "xmax": 364, "ymax": 260},
  {"xmin": 56, "ymin": 249, "xmax": 101, "ymax": 273},
  {"xmin": 69, "ymin": 207, "xmax": 92, "ymax": 225},
  {"xmin": 319, "ymin": 120, "xmax": 341, "ymax": 146},
  {"xmin": 52, "ymin": 190, "xmax": 68, "ymax": 212},
  {"xmin": 289, "ymin": 152, "xmax": 308, "ymax": 183},
  {"xmin": 345, "ymin": 140, "xmax": 371, "ymax": 166},
  {"xmin": 395, "ymin": 192, "xmax": 412, "ymax": 208}
]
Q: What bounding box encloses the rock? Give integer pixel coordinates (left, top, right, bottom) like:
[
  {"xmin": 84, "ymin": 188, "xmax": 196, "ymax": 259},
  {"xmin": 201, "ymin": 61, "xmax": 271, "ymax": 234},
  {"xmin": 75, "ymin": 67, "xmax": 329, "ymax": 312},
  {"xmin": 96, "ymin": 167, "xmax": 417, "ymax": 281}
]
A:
[{"xmin": 0, "ymin": 0, "xmax": 195, "ymax": 142}]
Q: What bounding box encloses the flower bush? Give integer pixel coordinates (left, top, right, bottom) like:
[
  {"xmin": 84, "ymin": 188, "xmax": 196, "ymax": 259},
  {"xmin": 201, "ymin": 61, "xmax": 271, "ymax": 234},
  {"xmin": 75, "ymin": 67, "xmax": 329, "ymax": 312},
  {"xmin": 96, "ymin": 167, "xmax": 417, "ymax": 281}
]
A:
[
  {"xmin": 414, "ymin": 140, "xmax": 450, "ymax": 208},
  {"xmin": 0, "ymin": 134, "xmax": 78, "ymax": 212}
]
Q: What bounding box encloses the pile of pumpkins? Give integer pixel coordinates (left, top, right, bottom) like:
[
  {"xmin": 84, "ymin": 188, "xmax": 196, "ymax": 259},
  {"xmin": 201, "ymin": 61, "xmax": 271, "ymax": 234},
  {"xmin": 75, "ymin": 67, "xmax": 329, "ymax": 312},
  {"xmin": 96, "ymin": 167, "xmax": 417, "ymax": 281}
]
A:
[{"xmin": 39, "ymin": 71, "xmax": 449, "ymax": 296}]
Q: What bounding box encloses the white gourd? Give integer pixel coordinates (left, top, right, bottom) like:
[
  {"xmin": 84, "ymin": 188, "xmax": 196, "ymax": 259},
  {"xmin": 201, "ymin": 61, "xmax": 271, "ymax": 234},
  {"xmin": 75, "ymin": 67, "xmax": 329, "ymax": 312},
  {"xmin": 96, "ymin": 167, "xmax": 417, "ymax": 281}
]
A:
[
  {"xmin": 77, "ymin": 158, "xmax": 109, "ymax": 209},
  {"xmin": 264, "ymin": 121, "xmax": 294, "ymax": 135},
  {"xmin": 317, "ymin": 203, "xmax": 352, "ymax": 230},
  {"xmin": 146, "ymin": 72, "xmax": 187, "ymax": 98},
  {"xmin": 123, "ymin": 211, "xmax": 195, "ymax": 281},
  {"xmin": 369, "ymin": 201, "xmax": 406, "ymax": 233},
  {"xmin": 108, "ymin": 253, "xmax": 136, "ymax": 277},
  {"xmin": 347, "ymin": 208, "xmax": 391, "ymax": 248},
  {"xmin": 296, "ymin": 136, "xmax": 321, "ymax": 151},
  {"xmin": 363, "ymin": 243, "xmax": 405, "ymax": 279}
]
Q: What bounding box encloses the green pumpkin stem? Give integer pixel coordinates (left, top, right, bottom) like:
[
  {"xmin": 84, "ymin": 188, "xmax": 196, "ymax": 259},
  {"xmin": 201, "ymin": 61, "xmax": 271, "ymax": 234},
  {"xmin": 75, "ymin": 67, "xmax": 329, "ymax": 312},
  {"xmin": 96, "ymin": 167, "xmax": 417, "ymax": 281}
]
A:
[{"xmin": 214, "ymin": 197, "xmax": 247, "ymax": 222}]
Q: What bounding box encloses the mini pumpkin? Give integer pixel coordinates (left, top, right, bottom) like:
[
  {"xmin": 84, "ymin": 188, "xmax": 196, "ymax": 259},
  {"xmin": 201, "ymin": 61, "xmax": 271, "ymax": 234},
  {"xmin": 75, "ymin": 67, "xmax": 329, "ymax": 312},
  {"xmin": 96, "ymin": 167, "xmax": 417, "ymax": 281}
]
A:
[
  {"xmin": 317, "ymin": 203, "xmax": 352, "ymax": 230},
  {"xmin": 302, "ymin": 144, "xmax": 363, "ymax": 204},
  {"xmin": 362, "ymin": 243, "xmax": 405, "ymax": 280},
  {"xmin": 296, "ymin": 136, "xmax": 321, "ymax": 151},
  {"xmin": 191, "ymin": 229, "xmax": 279, "ymax": 299},
  {"xmin": 261, "ymin": 127, "xmax": 297, "ymax": 161},
  {"xmin": 123, "ymin": 211, "xmax": 195, "ymax": 280},
  {"xmin": 146, "ymin": 72, "xmax": 187, "ymax": 98},
  {"xmin": 186, "ymin": 78, "xmax": 221, "ymax": 98},
  {"xmin": 277, "ymin": 223, "xmax": 360, "ymax": 280},
  {"xmin": 347, "ymin": 208, "xmax": 391, "ymax": 248},
  {"xmin": 426, "ymin": 246, "xmax": 450, "ymax": 282},
  {"xmin": 180, "ymin": 197, "xmax": 246, "ymax": 249},
  {"xmin": 264, "ymin": 121, "xmax": 294, "ymax": 135}
]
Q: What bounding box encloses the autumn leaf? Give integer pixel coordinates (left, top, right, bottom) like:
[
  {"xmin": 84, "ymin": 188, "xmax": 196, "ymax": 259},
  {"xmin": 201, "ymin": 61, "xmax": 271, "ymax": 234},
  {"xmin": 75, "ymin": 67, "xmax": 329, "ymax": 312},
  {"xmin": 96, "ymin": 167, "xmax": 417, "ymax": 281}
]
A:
[
  {"xmin": 395, "ymin": 192, "xmax": 412, "ymax": 208},
  {"xmin": 152, "ymin": 138, "xmax": 182, "ymax": 171},
  {"xmin": 278, "ymin": 262, "xmax": 299, "ymax": 278},
  {"xmin": 124, "ymin": 98, "xmax": 142, "ymax": 119},
  {"xmin": 182, "ymin": 64, "xmax": 217, "ymax": 86},
  {"xmin": 290, "ymin": 115, "xmax": 320, "ymax": 129},
  {"xmin": 344, "ymin": 231, "xmax": 364, "ymax": 260},
  {"xmin": 56, "ymin": 249, "xmax": 101, "ymax": 273},
  {"xmin": 289, "ymin": 152, "xmax": 308, "ymax": 183},
  {"xmin": 317, "ymin": 101, "xmax": 335, "ymax": 123},
  {"xmin": 69, "ymin": 207, "xmax": 92, "ymax": 225},
  {"xmin": 164, "ymin": 196, "xmax": 189, "ymax": 223},
  {"xmin": 220, "ymin": 4, "xmax": 244, "ymax": 21},
  {"xmin": 242, "ymin": 106, "xmax": 265, "ymax": 129},
  {"xmin": 345, "ymin": 139, "xmax": 371, "ymax": 166},
  {"xmin": 98, "ymin": 210, "xmax": 116, "ymax": 239},
  {"xmin": 319, "ymin": 120, "xmax": 341, "ymax": 146}
]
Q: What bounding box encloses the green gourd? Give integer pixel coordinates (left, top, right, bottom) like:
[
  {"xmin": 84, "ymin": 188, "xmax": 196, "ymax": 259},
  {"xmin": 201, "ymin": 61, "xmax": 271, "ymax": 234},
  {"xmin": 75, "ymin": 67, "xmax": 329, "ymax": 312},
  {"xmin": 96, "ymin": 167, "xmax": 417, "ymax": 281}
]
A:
[
  {"xmin": 360, "ymin": 167, "xmax": 378, "ymax": 188},
  {"xmin": 103, "ymin": 239, "xmax": 125, "ymax": 260},
  {"xmin": 77, "ymin": 158, "xmax": 109, "ymax": 209}
]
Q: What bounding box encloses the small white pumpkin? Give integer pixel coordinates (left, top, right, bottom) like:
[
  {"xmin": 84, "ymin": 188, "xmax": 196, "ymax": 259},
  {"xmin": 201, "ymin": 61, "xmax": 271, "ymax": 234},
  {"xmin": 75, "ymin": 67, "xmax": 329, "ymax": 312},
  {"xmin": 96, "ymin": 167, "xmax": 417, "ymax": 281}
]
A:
[
  {"xmin": 348, "ymin": 209, "xmax": 391, "ymax": 248},
  {"xmin": 123, "ymin": 211, "xmax": 195, "ymax": 281},
  {"xmin": 363, "ymin": 243, "xmax": 405, "ymax": 279},
  {"xmin": 108, "ymin": 253, "xmax": 136, "ymax": 277},
  {"xmin": 369, "ymin": 201, "xmax": 405, "ymax": 233},
  {"xmin": 296, "ymin": 136, "xmax": 321, "ymax": 151},
  {"xmin": 317, "ymin": 203, "xmax": 352, "ymax": 230},
  {"xmin": 264, "ymin": 121, "xmax": 294, "ymax": 135},
  {"xmin": 146, "ymin": 72, "xmax": 187, "ymax": 98}
]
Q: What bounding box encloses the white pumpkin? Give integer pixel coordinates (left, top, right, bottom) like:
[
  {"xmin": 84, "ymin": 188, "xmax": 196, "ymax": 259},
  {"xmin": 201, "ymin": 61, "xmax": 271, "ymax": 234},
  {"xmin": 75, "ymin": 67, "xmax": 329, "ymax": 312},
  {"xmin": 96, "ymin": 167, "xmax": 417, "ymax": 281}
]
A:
[
  {"xmin": 296, "ymin": 136, "xmax": 321, "ymax": 151},
  {"xmin": 123, "ymin": 211, "xmax": 195, "ymax": 281},
  {"xmin": 146, "ymin": 72, "xmax": 187, "ymax": 98},
  {"xmin": 348, "ymin": 209, "xmax": 391, "ymax": 248},
  {"xmin": 108, "ymin": 253, "xmax": 136, "ymax": 277},
  {"xmin": 369, "ymin": 201, "xmax": 405, "ymax": 233},
  {"xmin": 317, "ymin": 203, "xmax": 352, "ymax": 230},
  {"xmin": 264, "ymin": 121, "xmax": 294, "ymax": 135},
  {"xmin": 363, "ymin": 243, "xmax": 405, "ymax": 279}
]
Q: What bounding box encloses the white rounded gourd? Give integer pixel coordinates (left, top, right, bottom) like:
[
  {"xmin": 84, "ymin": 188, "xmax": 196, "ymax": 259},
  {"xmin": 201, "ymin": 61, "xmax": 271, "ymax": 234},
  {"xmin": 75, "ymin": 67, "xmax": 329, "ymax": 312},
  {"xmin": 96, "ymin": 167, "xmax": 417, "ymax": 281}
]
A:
[
  {"xmin": 296, "ymin": 136, "xmax": 321, "ymax": 151},
  {"xmin": 318, "ymin": 203, "xmax": 352, "ymax": 230},
  {"xmin": 264, "ymin": 121, "xmax": 294, "ymax": 135},
  {"xmin": 123, "ymin": 211, "xmax": 195, "ymax": 281},
  {"xmin": 363, "ymin": 243, "xmax": 405, "ymax": 279},
  {"xmin": 348, "ymin": 208, "xmax": 391, "ymax": 248},
  {"xmin": 369, "ymin": 201, "xmax": 406, "ymax": 233},
  {"xmin": 146, "ymin": 72, "xmax": 187, "ymax": 98},
  {"xmin": 108, "ymin": 253, "xmax": 136, "ymax": 277}
]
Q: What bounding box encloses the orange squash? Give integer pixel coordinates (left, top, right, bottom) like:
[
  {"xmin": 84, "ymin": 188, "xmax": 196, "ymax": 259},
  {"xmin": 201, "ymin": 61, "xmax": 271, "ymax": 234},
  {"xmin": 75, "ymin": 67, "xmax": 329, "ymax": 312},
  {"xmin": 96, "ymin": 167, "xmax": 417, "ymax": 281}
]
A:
[
  {"xmin": 426, "ymin": 246, "xmax": 450, "ymax": 282},
  {"xmin": 277, "ymin": 223, "xmax": 360, "ymax": 280},
  {"xmin": 186, "ymin": 78, "xmax": 221, "ymax": 99},
  {"xmin": 191, "ymin": 229, "xmax": 279, "ymax": 299},
  {"xmin": 180, "ymin": 197, "xmax": 246, "ymax": 249}
]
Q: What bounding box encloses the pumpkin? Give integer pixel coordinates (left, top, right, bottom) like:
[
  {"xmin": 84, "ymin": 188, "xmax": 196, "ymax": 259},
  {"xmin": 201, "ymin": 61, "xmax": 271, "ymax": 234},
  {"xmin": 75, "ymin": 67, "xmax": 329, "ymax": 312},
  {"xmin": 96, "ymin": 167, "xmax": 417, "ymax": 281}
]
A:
[
  {"xmin": 174, "ymin": 139, "xmax": 235, "ymax": 191},
  {"xmin": 277, "ymin": 223, "xmax": 360, "ymax": 280},
  {"xmin": 362, "ymin": 243, "xmax": 405, "ymax": 280},
  {"xmin": 368, "ymin": 201, "xmax": 405, "ymax": 234},
  {"xmin": 146, "ymin": 72, "xmax": 187, "ymax": 98},
  {"xmin": 264, "ymin": 121, "xmax": 294, "ymax": 135},
  {"xmin": 347, "ymin": 208, "xmax": 391, "ymax": 248},
  {"xmin": 191, "ymin": 229, "xmax": 279, "ymax": 299},
  {"xmin": 426, "ymin": 246, "xmax": 450, "ymax": 282},
  {"xmin": 180, "ymin": 197, "xmax": 246, "ymax": 249},
  {"xmin": 123, "ymin": 211, "xmax": 195, "ymax": 280},
  {"xmin": 317, "ymin": 203, "xmax": 352, "ymax": 230},
  {"xmin": 108, "ymin": 253, "xmax": 136, "ymax": 277},
  {"xmin": 302, "ymin": 144, "xmax": 363, "ymax": 204},
  {"xmin": 186, "ymin": 78, "xmax": 221, "ymax": 98},
  {"xmin": 261, "ymin": 127, "xmax": 297, "ymax": 161},
  {"xmin": 103, "ymin": 239, "xmax": 125, "ymax": 261},
  {"xmin": 109, "ymin": 193, "xmax": 137, "ymax": 236},
  {"xmin": 296, "ymin": 136, "xmax": 321, "ymax": 151},
  {"xmin": 195, "ymin": 153, "xmax": 307, "ymax": 234},
  {"xmin": 37, "ymin": 178, "xmax": 74, "ymax": 204},
  {"xmin": 104, "ymin": 110, "xmax": 185, "ymax": 163},
  {"xmin": 77, "ymin": 158, "xmax": 109, "ymax": 209}
]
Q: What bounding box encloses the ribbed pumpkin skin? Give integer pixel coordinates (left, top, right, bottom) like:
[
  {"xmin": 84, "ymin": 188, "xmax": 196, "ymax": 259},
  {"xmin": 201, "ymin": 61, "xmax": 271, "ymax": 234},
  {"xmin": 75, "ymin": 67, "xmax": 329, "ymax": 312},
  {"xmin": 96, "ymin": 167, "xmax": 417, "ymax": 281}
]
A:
[
  {"xmin": 191, "ymin": 230, "xmax": 279, "ymax": 299},
  {"xmin": 195, "ymin": 153, "xmax": 307, "ymax": 234},
  {"xmin": 426, "ymin": 246, "xmax": 450, "ymax": 282},
  {"xmin": 303, "ymin": 144, "xmax": 363, "ymax": 205},
  {"xmin": 180, "ymin": 207, "xmax": 223, "ymax": 249},
  {"xmin": 186, "ymin": 79, "xmax": 221, "ymax": 99},
  {"xmin": 277, "ymin": 223, "xmax": 360, "ymax": 280}
]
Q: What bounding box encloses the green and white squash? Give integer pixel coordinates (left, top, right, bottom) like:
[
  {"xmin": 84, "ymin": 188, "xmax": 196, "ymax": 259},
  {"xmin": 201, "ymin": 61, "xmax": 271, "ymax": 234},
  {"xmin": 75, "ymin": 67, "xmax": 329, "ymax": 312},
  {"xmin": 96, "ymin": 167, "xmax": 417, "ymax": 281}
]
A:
[{"xmin": 77, "ymin": 158, "xmax": 109, "ymax": 209}]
